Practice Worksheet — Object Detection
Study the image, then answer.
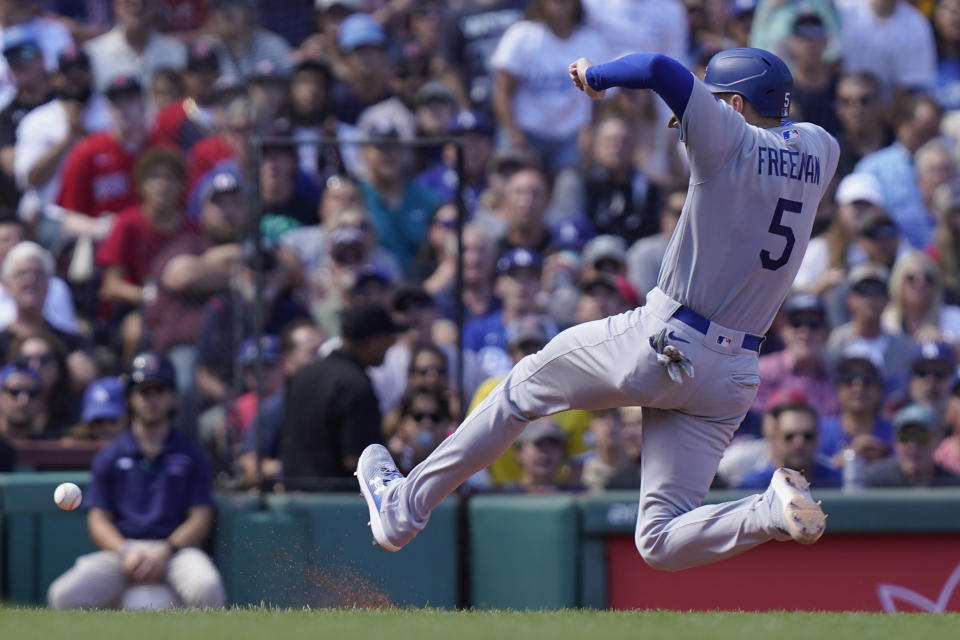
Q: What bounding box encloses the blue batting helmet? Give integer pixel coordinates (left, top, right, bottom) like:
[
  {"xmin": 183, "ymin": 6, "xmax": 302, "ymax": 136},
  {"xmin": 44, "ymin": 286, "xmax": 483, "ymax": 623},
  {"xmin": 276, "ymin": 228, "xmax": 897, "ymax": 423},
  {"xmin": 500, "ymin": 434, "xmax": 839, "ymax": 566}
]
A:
[{"xmin": 703, "ymin": 47, "xmax": 793, "ymax": 118}]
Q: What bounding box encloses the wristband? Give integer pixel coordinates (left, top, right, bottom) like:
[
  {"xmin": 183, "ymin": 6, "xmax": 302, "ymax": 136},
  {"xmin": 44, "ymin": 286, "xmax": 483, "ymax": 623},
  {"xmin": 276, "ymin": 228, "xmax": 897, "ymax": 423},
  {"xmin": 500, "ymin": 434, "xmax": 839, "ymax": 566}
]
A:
[{"xmin": 117, "ymin": 541, "xmax": 133, "ymax": 560}]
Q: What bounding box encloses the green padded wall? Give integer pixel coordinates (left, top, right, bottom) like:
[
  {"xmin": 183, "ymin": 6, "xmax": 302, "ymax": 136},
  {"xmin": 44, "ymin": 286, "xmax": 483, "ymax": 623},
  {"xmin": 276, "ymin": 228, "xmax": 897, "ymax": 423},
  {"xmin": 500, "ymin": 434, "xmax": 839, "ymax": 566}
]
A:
[{"xmin": 469, "ymin": 495, "xmax": 579, "ymax": 609}]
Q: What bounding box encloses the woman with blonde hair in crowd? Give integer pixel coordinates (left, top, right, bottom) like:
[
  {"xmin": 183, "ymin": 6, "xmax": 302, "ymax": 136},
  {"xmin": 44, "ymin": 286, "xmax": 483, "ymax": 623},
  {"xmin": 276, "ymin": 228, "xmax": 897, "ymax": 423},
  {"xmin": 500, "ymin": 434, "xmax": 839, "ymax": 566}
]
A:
[
  {"xmin": 928, "ymin": 182, "xmax": 960, "ymax": 304},
  {"xmin": 882, "ymin": 249, "xmax": 960, "ymax": 344}
]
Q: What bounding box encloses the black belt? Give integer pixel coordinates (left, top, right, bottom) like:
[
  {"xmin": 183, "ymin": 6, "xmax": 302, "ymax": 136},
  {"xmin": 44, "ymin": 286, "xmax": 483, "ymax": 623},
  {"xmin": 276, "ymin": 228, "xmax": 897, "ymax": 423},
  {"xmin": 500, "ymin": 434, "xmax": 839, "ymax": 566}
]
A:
[{"xmin": 672, "ymin": 306, "xmax": 764, "ymax": 353}]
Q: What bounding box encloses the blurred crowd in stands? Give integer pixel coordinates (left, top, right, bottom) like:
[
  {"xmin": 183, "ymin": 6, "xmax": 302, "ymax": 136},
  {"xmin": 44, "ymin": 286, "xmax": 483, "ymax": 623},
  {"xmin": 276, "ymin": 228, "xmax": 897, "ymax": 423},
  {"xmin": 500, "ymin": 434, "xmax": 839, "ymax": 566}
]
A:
[{"xmin": 1, "ymin": 0, "xmax": 960, "ymax": 499}]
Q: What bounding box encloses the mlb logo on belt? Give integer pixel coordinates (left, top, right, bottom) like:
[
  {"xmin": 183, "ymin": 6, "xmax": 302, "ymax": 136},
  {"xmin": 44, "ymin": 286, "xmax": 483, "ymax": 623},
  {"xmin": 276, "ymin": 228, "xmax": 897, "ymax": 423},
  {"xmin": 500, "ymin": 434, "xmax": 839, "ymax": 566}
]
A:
[
  {"xmin": 783, "ymin": 128, "xmax": 801, "ymax": 142},
  {"xmin": 717, "ymin": 335, "xmax": 733, "ymax": 346}
]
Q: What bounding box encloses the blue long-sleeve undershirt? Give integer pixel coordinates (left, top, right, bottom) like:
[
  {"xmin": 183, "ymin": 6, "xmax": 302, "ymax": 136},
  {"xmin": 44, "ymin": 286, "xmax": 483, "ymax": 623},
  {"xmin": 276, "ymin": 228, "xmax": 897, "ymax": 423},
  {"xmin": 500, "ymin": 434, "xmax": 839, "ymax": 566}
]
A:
[{"xmin": 585, "ymin": 53, "xmax": 694, "ymax": 121}]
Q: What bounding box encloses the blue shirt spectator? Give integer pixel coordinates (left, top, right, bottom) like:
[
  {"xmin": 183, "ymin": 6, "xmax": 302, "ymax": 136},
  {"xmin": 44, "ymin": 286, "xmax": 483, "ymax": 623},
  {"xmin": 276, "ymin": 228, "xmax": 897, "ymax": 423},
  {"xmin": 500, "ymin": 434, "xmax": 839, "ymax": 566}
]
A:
[{"xmin": 86, "ymin": 428, "xmax": 213, "ymax": 539}]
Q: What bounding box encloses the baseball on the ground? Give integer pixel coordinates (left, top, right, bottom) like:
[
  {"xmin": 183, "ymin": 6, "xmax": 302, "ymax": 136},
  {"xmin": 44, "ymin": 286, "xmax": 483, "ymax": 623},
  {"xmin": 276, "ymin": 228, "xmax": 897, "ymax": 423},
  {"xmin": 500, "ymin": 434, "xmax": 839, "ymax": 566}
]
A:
[{"xmin": 54, "ymin": 482, "xmax": 83, "ymax": 511}]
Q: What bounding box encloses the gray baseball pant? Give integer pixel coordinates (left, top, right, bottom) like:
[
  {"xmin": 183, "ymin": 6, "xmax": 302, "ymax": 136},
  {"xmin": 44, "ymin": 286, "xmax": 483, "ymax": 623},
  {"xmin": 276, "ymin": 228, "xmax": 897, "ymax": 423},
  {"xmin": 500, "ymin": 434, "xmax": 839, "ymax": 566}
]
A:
[
  {"xmin": 48, "ymin": 541, "xmax": 227, "ymax": 609},
  {"xmin": 377, "ymin": 287, "xmax": 790, "ymax": 570}
]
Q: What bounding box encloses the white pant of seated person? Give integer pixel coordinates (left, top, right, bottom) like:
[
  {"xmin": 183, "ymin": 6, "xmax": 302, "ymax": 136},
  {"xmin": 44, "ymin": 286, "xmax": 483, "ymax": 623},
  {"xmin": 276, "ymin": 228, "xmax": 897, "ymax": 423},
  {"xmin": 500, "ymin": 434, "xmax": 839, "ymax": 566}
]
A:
[
  {"xmin": 375, "ymin": 288, "xmax": 792, "ymax": 570},
  {"xmin": 48, "ymin": 540, "xmax": 227, "ymax": 609}
]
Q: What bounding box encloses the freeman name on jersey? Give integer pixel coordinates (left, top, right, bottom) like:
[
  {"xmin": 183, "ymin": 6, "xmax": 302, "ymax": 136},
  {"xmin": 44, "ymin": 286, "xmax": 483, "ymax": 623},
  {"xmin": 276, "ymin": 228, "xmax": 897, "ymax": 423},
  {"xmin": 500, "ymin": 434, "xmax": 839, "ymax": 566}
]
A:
[{"xmin": 756, "ymin": 145, "xmax": 822, "ymax": 185}]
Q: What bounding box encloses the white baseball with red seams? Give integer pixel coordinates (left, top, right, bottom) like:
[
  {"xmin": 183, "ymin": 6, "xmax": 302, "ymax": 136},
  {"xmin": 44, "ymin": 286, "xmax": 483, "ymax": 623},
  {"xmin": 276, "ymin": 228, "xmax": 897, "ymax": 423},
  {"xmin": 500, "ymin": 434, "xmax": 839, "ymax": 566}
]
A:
[{"xmin": 54, "ymin": 482, "xmax": 82, "ymax": 511}]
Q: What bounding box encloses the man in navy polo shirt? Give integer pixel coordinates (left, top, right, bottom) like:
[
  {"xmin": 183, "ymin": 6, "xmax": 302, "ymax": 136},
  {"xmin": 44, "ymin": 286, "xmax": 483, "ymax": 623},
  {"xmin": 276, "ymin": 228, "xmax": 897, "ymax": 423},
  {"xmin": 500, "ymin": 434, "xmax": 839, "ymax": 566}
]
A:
[{"xmin": 48, "ymin": 352, "xmax": 226, "ymax": 610}]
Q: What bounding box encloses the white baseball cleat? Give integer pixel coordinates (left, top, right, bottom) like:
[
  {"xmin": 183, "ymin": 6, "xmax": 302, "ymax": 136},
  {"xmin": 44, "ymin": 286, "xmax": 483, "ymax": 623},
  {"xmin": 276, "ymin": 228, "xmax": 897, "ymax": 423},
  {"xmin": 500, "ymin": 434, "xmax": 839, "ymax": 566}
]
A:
[
  {"xmin": 766, "ymin": 467, "xmax": 827, "ymax": 544},
  {"xmin": 355, "ymin": 444, "xmax": 404, "ymax": 552}
]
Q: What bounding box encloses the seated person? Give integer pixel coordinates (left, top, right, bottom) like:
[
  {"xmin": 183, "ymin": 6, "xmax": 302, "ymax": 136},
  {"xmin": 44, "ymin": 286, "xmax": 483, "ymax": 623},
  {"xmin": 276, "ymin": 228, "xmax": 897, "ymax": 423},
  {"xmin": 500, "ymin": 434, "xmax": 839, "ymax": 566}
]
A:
[
  {"xmin": 0, "ymin": 362, "xmax": 53, "ymax": 440},
  {"xmin": 579, "ymin": 409, "xmax": 628, "ymax": 493},
  {"xmin": 865, "ymin": 404, "xmax": 960, "ymax": 488},
  {"xmin": 818, "ymin": 346, "xmax": 893, "ymax": 467},
  {"xmin": 387, "ymin": 386, "xmax": 453, "ymax": 475},
  {"xmin": 65, "ymin": 377, "xmax": 126, "ymax": 442},
  {"xmin": 737, "ymin": 390, "xmax": 842, "ymax": 489},
  {"xmin": 505, "ymin": 419, "xmax": 583, "ymax": 494},
  {"xmin": 47, "ymin": 352, "xmax": 226, "ymax": 610}
]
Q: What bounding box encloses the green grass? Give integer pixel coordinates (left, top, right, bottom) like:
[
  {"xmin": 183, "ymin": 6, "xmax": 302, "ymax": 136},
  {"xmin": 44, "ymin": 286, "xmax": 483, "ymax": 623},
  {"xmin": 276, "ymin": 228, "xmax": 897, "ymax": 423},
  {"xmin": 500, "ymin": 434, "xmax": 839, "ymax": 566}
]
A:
[{"xmin": 1, "ymin": 607, "xmax": 958, "ymax": 640}]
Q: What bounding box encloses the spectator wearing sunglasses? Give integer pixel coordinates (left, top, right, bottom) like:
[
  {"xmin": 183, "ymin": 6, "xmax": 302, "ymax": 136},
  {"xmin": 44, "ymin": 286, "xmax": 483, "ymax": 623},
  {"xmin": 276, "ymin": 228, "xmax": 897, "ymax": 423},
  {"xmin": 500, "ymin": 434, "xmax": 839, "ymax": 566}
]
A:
[
  {"xmin": 819, "ymin": 346, "xmax": 893, "ymax": 467},
  {"xmin": 864, "ymin": 404, "xmax": 960, "ymax": 487},
  {"xmin": 6, "ymin": 328, "xmax": 80, "ymax": 435},
  {"xmin": 388, "ymin": 386, "xmax": 453, "ymax": 475},
  {"xmin": 899, "ymin": 341, "xmax": 958, "ymax": 420},
  {"xmin": 826, "ymin": 263, "xmax": 916, "ymax": 387},
  {"xmin": 0, "ymin": 362, "xmax": 47, "ymax": 440},
  {"xmin": 754, "ymin": 294, "xmax": 839, "ymax": 418},
  {"xmin": 882, "ymin": 249, "xmax": 960, "ymax": 344},
  {"xmin": 737, "ymin": 389, "xmax": 841, "ymax": 490}
]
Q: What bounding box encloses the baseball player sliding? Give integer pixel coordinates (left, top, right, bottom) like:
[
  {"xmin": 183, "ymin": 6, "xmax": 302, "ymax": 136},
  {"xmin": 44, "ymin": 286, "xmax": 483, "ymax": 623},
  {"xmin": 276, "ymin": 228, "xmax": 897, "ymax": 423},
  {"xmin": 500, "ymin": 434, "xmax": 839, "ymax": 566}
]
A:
[{"xmin": 357, "ymin": 48, "xmax": 840, "ymax": 570}]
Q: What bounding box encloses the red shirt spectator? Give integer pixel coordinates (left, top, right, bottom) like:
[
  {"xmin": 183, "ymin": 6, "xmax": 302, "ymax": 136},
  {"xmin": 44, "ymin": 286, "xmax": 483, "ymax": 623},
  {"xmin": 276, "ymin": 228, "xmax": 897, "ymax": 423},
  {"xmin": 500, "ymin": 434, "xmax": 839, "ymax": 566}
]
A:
[
  {"xmin": 96, "ymin": 205, "xmax": 200, "ymax": 287},
  {"xmin": 56, "ymin": 131, "xmax": 140, "ymax": 217},
  {"xmin": 56, "ymin": 75, "xmax": 148, "ymax": 217},
  {"xmin": 149, "ymin": 40, "xmax": 220, "ymax": 152}
]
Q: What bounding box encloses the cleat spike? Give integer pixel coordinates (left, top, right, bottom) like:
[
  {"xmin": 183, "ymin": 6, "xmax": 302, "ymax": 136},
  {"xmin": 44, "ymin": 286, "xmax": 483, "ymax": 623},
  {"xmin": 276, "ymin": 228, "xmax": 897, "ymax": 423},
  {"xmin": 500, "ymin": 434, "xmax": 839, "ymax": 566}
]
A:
[{"xmin": 367, "ymin": 521, "xmax": 371, "ymax": 526}]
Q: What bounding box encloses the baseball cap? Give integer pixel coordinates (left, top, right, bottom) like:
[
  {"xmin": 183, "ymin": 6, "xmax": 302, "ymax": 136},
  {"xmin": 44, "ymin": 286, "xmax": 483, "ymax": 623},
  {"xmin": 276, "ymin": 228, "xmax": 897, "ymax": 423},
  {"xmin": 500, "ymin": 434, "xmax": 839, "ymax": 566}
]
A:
[
  {"xmin": 766, "ymin": 386, "xmax": 809, "ymax": 413},
  {"xmin": 2, "ymin": 24, "xmax": 41, "ymax": 62},
  {"xmin": 449, "ymin": 110, "xmax": 494, "ymax": 136},
  {"xmin": 857, "ymin": 210, "xmax": 898, "ymax": 239},
  {"xmin": 202, "ymin": 170, "xmax": 244, "ymax": 204},
  {"xmin": 496, "ymin": 248, "xmax": 543, "ymax": 275},
  {"xmin": 583, "ymin": 235, "xmax": 627, "ymax": 268},
  {"xmin": 516, "ymin": 418, "xmax": 566, "ymax": 445},
  {"xmin": 340, "ymin": 302, "xmax": 406, "ymax": 340},
  {"xmin": 127, "ymin": 352, "xmax": 177, "ymax": 389},
  {"xmin": 356, "ymin": 97, "xmax": 416, "ymax": 141},
  {"xmin": 551, "ymin": 217, "xmax": 595, "ymax": 251},
  {"xmin": 847, "ymin": 263, "xmax": 890, "ymax": 288},
  {"xmin": 187, "ymin": 40, "xmax": 220, "ymax": 72},
  {"xmin": 506, "ymin": 315, "xmax": 552, "ymax": 349},
  {"xmin": 729, "ymin": 0, "xmax": 757, "ymax": 18},
  {"xmin": 81, "ymin": 377, "xmax": 126, "ymax": 423},
  {"xmin": 237, "ymin": 335, "xmax": 282, "ymax": 366},
  {"xmin": 105, "ymin": 75, "xmax": 142, "ymax": 102},
  {"xmin": 783, "ymin": 293, "xmax": 826, "ymax": 318},
  {"xmin": 911, "ymin": 340, "xmax": 956, "ymax": 368},
  {"xmin": 792, "ymin": 10, "xmax": 827, "ymax": 39},
  {"xmin": 339, "ymin": 13, "xmax": 387, "ymax": 51},
  {"xmin": 893, "ymin": 404, "xmax": 938, "ymax": 432},
  {"xmin": 350, "ymin": 264, "xmax": 393, "ymax": 293},
  {"xmin": 835, "ymin": 173, "xmax": 885, "ymax": 207},
  {"xmin": 835, "ymin": 343, "xmax": 884, "ymax": 378}
]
